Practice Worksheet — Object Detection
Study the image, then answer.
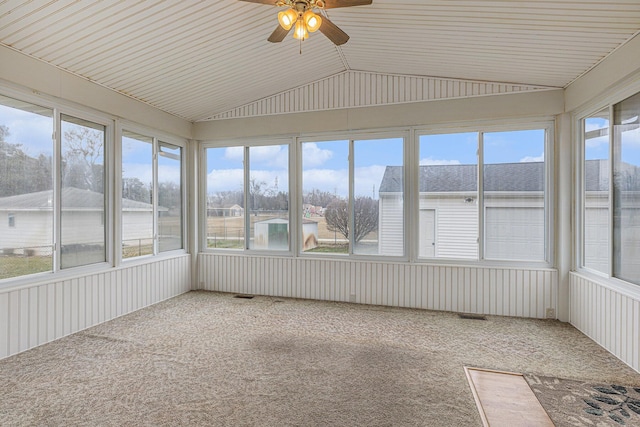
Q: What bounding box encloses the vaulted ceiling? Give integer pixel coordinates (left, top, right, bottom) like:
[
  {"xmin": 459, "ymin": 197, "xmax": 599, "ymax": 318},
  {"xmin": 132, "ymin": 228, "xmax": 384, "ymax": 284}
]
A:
[{"xmin": 1, "ymin": 1, "xmax": 639, "ymax": 122}]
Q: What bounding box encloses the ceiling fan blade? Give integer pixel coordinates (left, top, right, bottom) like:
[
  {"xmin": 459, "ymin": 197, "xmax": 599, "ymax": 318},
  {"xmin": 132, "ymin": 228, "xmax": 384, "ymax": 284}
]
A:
[
  {"xmin": 268, "ymin": 24, "xmax": 290, "ymax": 43},
  {"xmin": 322, "ymin": 0, "xmax": 372, "ymax": 9},
  {"xmin": 237, "ymin": 0, "xmax": 279, "ymax": 4},
  {"xmin": 319, "ymin": 16, "xmax": 349, "ymax": 45}
]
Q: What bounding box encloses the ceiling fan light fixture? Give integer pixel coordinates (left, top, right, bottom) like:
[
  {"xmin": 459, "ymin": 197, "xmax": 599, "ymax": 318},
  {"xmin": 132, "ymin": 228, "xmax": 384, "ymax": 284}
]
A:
[
  {"xmin": 277, "ymin": 8, "xmax": 297, "ymax": 30},
  {"xmin": 303, "ymin": 10, "xmax": 322, "ymax": 32},
  {"xmin": 293, "ymin": 20, "xmax": 309, "ymax": 40}
]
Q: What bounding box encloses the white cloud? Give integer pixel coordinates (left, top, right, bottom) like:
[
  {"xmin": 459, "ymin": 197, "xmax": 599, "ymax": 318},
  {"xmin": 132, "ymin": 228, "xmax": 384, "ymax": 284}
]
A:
[
  {"xmin": 302, "ymin": 143, "xmax": 333, "ymax": 167},
  {"xmin": 224, "ymin": 146, "xmax": 244, "ymax": 161},
  {"xmin": 250, "ymin": 145, "xmax": 288, "ymax": 169},
  {"xmin": 302, "ymin": 165, "xmax": 390, "ymax": 198},
  {"xmin": 584, "ymin": 121, "xmax": 609, "ymax": 148},
  {"xmin": 303, "ymin": 168, "xmax": 349, "ymax": 197},
  {"xmin": 1, "ymin": 104, "xmax": 54, "ymax": 156},
  {"xmin": 354, "ymin": 165, "xmax": 388, "ymax": 197},
  {"xmin": 122, "ymin": 162, "xmax": 153, "ymax": 183},
  {"xmin": 249, "ymin": 169, "xmax": 289, "ymax": 192},
  {"xmin": 207, "ymin": 168, "xmax": 244, "ymax": 193},
  {"xmin": 419, "ymin": 157, "xmax": 461, "ymax": 166},
  {"xmin": 520, "ymin": 152, "xmax": 544, "ymax": 162},
  {"xmin": 158, "ymin": 164, "xmax": 182, "ymax": 185}
]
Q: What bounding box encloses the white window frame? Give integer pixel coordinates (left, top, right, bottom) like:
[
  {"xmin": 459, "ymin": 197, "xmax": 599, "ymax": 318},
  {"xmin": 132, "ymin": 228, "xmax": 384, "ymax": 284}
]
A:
[
  {"xmin": 0, "ymin": 86, "xmax": 114, "ymax": 286},
  {"xmin": 297, "ymin": 130, "xmax": 409, "ymax": 261},
  {"xmin": 117, "ymin": 121, "xmax": 189, "ymax": 266},
  {"xmin": 200, "ymin": 138, "xmax": 294, "ymax": 255},
  {"xmin": 573, "ymin": 74, "xmax": 640, "ymax": 299},
  {"xmin": 414, "ymin": 118, "xmax": 555, "ymax": 268}
]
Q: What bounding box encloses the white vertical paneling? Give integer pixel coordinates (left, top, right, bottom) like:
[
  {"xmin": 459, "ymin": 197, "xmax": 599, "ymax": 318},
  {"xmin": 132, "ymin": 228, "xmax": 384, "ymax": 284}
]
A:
[
  {"xmin": 198, "ymin": 253, "xmax": 557, "ymax": 320},
  {"xmin": 0, "ymin": 254, "xmax": 190, "ymax": 360},
  {"xmin": 208, "ymin": 71, "xmax": 549, "ymax": 120},
  {"xmin": 570, "ymin": 272, "xmax": 640, "ymax": 373}
]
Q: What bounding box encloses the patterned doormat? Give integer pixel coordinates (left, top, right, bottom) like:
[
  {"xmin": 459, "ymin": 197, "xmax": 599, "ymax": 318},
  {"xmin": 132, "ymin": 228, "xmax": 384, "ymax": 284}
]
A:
[{"xmin": 525, "ymin": 375, "xmax": 640, "ymax": 426}]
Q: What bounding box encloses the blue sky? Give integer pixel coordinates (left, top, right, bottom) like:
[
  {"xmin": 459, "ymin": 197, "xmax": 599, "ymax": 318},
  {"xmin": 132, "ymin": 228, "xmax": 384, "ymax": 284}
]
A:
[
  {"xmin": 5, "ymin": 97, "xmax": 638, "ymax": 198},
  {"xmin": 585, "ymin": 116, "xmax": 640, "ymax": 166},
  {"xmin": 0, "ymin": 103, "xmax": 53, "ymax": 157},
  {"xmin": 206, "ymin": 132, "xmax": 545, "ymax": 198}
]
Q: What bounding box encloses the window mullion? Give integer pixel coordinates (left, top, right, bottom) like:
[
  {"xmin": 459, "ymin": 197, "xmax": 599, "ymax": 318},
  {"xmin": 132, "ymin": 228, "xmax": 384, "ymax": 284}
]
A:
[
  {"xmin": 348, "ymin": 140, "xmax": 354, "ymax": 254},
  {"xmin": 53, "ymin": 108, "xmax": 62, "ymax": 272},
  {"xmin": 152, "ymin": 138, "xmax": 159, "ymax": 255},
  {"xmin": 608, "ymin": 104, "xmax": 615, "ymax": 278},
  {"xmin": 478, "ymin": 132, "xmax": 484, "ymax": 261},
  {"xmin": 244, "ymin": 146, "xmax": 250, "ymax": 250}
]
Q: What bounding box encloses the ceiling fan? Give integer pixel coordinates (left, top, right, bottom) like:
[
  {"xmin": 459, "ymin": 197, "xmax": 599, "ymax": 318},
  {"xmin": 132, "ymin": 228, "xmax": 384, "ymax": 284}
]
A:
[{"xmin": 239, "ymin": 0, "xmax": 372, "ymax": 46}]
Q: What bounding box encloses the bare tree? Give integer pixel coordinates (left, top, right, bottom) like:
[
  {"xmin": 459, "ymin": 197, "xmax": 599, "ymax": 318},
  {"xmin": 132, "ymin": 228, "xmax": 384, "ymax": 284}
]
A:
[
  {"xmin": 62, "ymin": 127, "xmax": 104, "ymax": 192},
  {"xmin": 325, "ymin": 196, "xmax": 379, "ymax": 243}
]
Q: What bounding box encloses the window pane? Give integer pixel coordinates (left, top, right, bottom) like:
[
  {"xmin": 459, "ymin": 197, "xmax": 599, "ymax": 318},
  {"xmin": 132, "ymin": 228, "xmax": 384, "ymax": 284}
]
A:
[
  {"xmin": 583, "ymin": 110, "xmax": 610, "ymax": 273},
  {"xmin": 301, "ymin": 141, "xmax": 349, "ymax": 254},
  {"xmin": 0, "ymin": 96, "xmax": 53, "ymax": 279},
  {"xmin": 355, "ymin": 138, "xmax": 403, "ymax": 256},
  {"xmin": 122, "ymin": 131, "xmax": 153, "ymax": 258},
  {"xmin": 419, "ymin": 133, "xmax": 478, "ymax": 259},
  {"xmin": 158, "ymin": 142, "xmax": 182, "ymax": 252},
  {"xmin": 61, "ymin": 115, "xmax": 106, "ymax": 268},
  {"xmin": 613, "ymin": 92, "xmax": 640, "ymax": 285},
  {"xmin": 206, "ymin": 147, "xmax": 245, "ymax": 249},
  {"xmin": 483, "ymin": 129, "xmax": 546, "ymax": 261},
  {"xmin": 249, "ymin": 145, "xmax": 289, "ymax": 251}
]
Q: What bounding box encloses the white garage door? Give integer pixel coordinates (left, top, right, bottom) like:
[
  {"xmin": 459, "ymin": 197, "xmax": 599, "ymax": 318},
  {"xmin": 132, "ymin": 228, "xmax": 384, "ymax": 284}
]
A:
[{"xmin": 485, "ymin": 207, "xmax": 544, "ymax": 261}]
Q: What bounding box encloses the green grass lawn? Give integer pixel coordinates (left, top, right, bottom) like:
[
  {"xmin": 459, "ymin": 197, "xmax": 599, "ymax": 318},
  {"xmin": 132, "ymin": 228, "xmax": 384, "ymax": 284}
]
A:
[
  {"xmin": 306, "ymin": 244, "xmax": 349, "ymax": 253},
  {"xmin": 207, "ymin": 239, "xmax": 244, "ymax": 249},
  {"xmin": 0, "ymin": 256, "xmax": 52, "ymax": 280}
]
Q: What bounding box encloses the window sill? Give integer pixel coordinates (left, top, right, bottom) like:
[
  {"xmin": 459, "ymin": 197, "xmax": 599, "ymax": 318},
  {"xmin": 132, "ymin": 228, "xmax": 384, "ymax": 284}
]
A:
[{"xmin": 572, "ymin": 270, "xmax": 640, "ymax": 301}]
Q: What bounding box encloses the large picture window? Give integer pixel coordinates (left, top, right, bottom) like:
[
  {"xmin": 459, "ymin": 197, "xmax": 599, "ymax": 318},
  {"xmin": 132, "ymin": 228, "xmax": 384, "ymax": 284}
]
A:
[
  {"xmin": 205, "ymin": 143, "xmax": 289, "ymax": 251},
  {"xmin": 121, "ymin": 132, "xmax": 185, "ymax": 258},
  {"xmin": 483, "ymin": 129, "xmax": 546, "ymax": 261},
  {"xmin": 158, "ymin": 142, "xmax": 183, "ymax": 252},
  {"xmin": 613, "ymin": 92, "xmax": 640, "ymax": 285},
  {"xmin": 418, "ymin": 127, "xmax": 549, "ymax": 263},
  {"xmin": 0, "ymin": 95, "xmax": 53, "ymax": 280},
  {"xmin": 582, "ymin": 109, "xmax": 610, "ymax": 274},
  {"xmin": 0, "ymin": 94, "xmax": 115, "ymax": 281},
  {"xmin": 301, "ymin": 136, "xmax": 405, "ymax": 256},
  {"xmin": 301, "ymin": 140, "xmax": 349, "ymax": 254},
  {"xmin": 60, "ymin": 115, "xmax": 106, "ymax": 268},
  {"xmin": 248, "ymin": 145, "xmax": 289, "ymax": 250},
  {"xmin": 121, "ymin": 131, "xmax": 153, "ymax": 258},
  {"xmin": 419, "ymin": 133, "xmax": 478, "ymax": 259}
]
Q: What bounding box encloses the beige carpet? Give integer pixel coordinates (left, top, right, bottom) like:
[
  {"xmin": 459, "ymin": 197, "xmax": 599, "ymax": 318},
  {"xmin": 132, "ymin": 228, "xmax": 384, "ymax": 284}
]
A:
[{"xmin": 0, "ymin": 291, "xmax": 638, "ymax": 426}]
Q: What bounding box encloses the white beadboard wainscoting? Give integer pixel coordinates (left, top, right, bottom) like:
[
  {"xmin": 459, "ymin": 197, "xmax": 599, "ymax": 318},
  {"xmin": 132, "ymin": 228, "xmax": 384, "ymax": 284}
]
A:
[
  {"xmin": 0, "ymin": 254, "xmax": 191, "ymax": 360},
  {"xmin": 198, "ymin": 253, "xmax": 557, "ymax": 319},
  {"xmin": 570, "ymin": 272, "xmax": 640, "ymax": 372}
]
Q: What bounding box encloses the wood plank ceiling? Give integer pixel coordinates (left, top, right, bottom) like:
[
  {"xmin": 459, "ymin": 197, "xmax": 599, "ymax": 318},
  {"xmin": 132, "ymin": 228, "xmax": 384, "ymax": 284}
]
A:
[{"xmin": 1, "ymin": 0, "xmax": 639, "ymax": 122}]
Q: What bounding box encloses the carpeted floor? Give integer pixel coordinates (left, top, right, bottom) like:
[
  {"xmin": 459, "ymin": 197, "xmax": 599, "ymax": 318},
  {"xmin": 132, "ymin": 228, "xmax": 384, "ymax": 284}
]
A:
[{"xmin": 0, "ymin": 290, "xmax": 638, "ymax": 426}]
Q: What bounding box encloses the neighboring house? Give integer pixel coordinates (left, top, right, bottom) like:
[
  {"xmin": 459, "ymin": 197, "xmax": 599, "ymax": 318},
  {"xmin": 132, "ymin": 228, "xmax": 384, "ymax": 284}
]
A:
[
  {"xmin": 378, "ymin": 160, "xmax": 639, "ymax": 267},
  {"xmin": 207, "ymin": 203, "xmax": 244, "ymax": 217},
  {"xmin": 0, "ymin": 187, "xmax": 161, "ymax": 255}
]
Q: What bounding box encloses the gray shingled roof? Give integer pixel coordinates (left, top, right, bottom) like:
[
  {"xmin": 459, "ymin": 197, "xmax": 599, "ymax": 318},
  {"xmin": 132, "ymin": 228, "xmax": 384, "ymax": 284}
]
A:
[
  {"xmin": 0, "ymin": 187, "xmax": 157, "ymax": 211},
  {"xmin": 379, "ymin": 159, "xmax": 614, "ymax": 193}
]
